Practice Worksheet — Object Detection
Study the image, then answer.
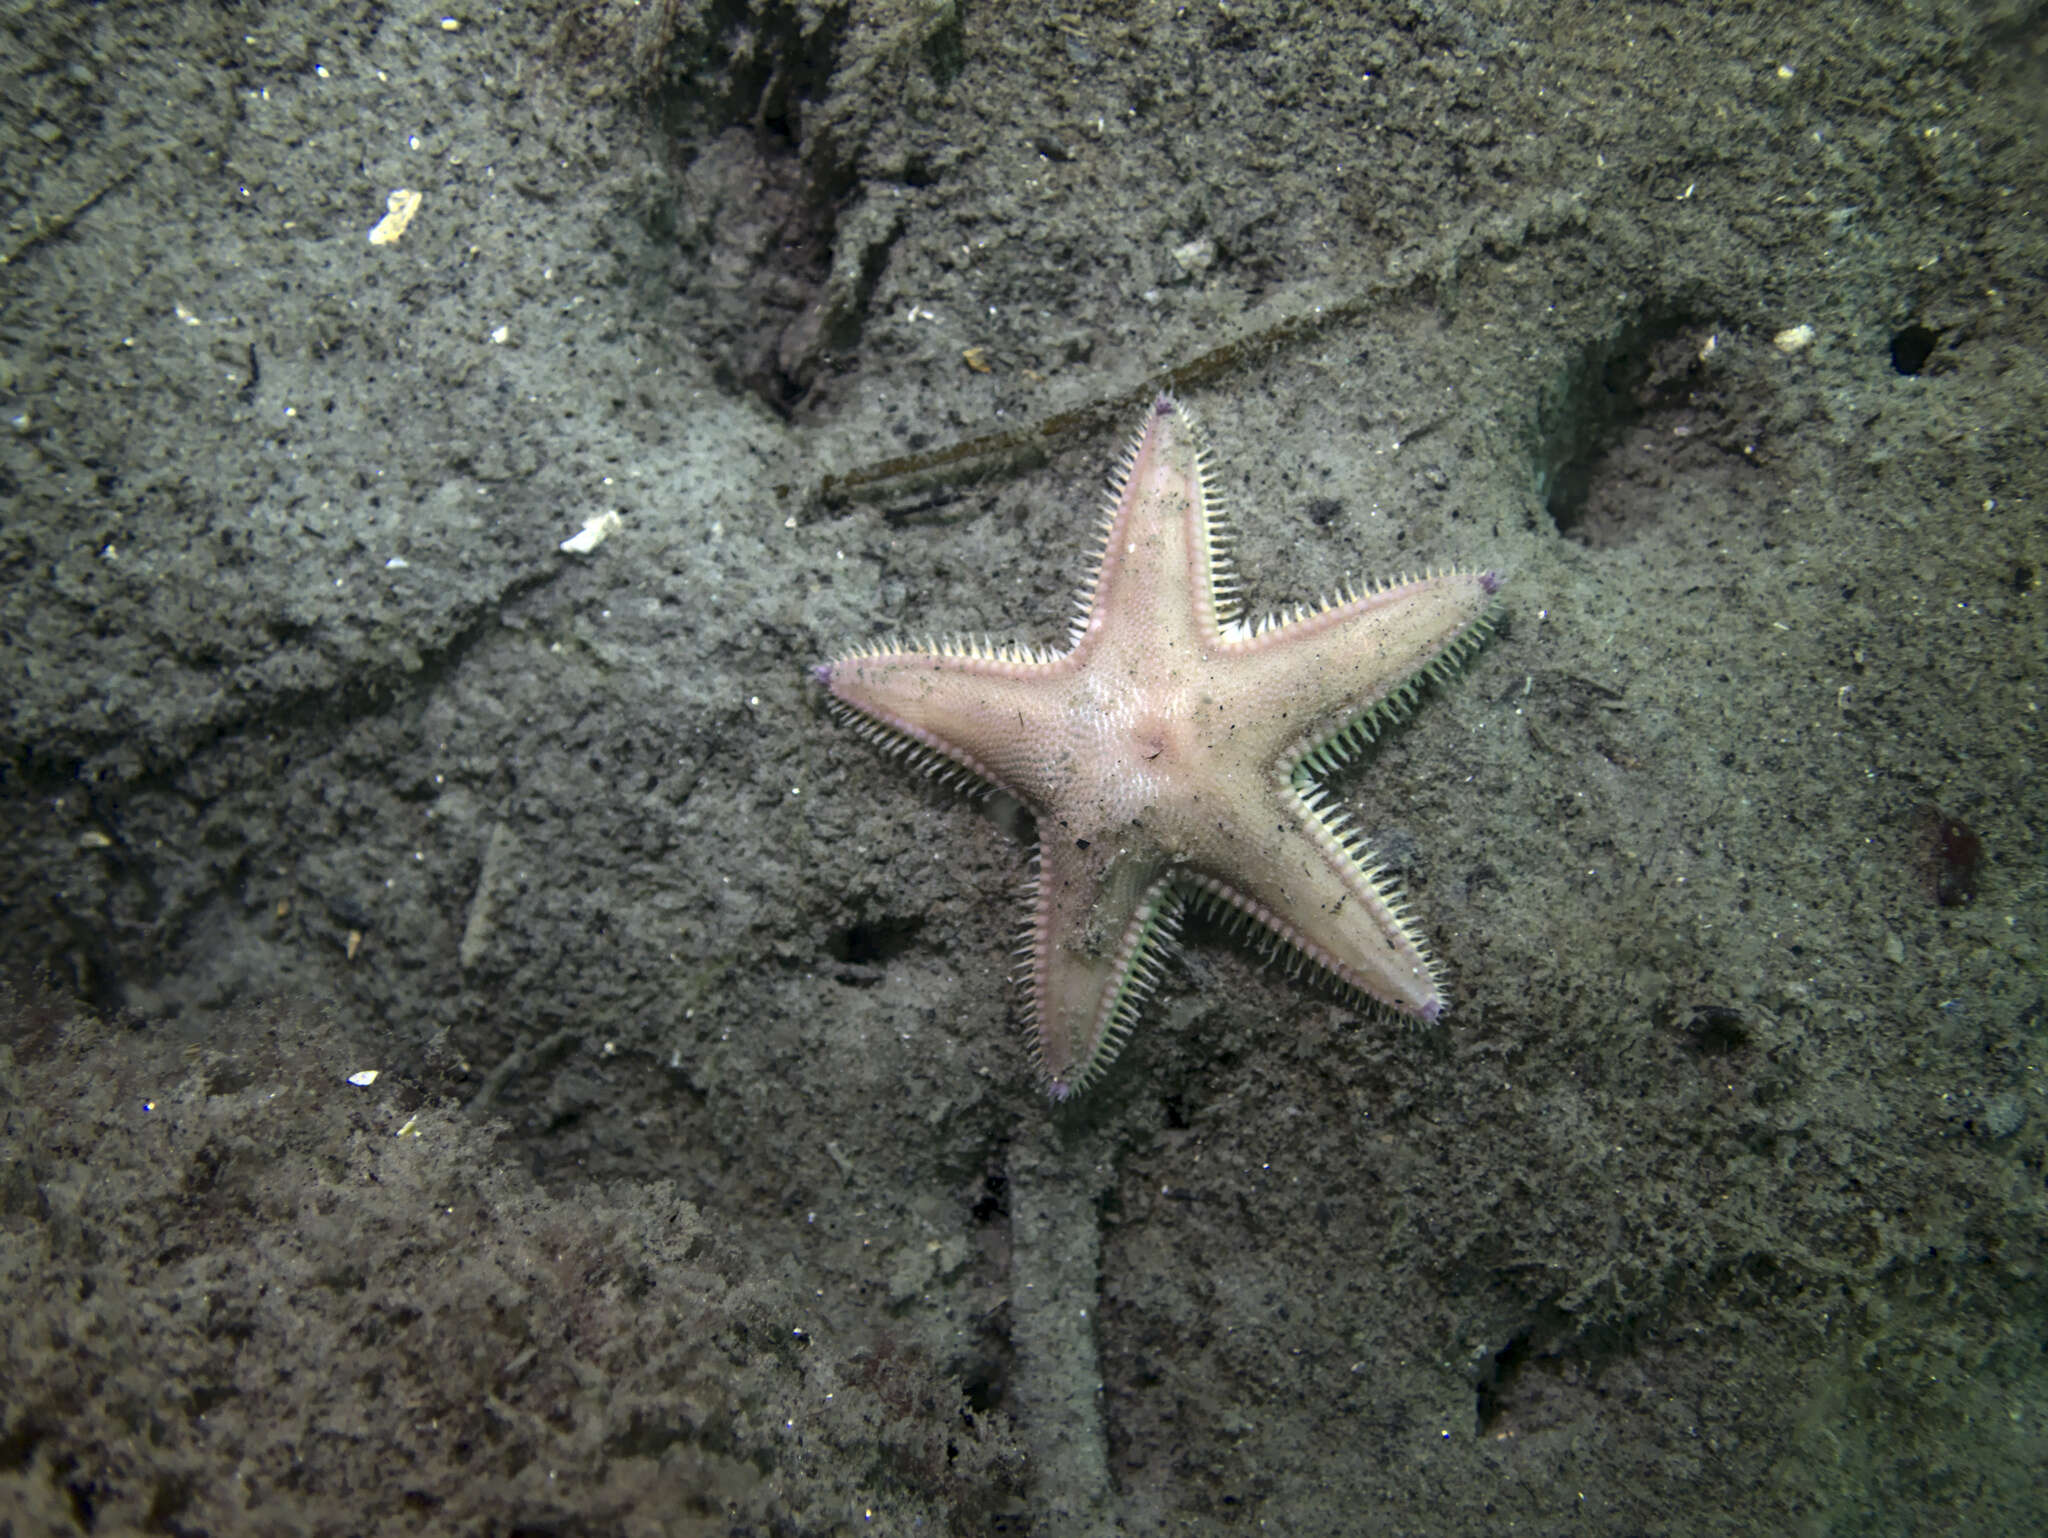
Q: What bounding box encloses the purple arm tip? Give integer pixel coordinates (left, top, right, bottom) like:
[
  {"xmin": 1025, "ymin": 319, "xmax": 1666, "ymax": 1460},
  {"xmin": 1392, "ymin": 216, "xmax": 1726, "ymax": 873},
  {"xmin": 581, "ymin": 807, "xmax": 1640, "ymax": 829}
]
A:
[
  {"xmin": 1478, "ymin": 570, "xmax": 1503, "ymax": 596},
  {"xmin": 809, "ymin": 662, "xmax": 834, "ymax": 686}
]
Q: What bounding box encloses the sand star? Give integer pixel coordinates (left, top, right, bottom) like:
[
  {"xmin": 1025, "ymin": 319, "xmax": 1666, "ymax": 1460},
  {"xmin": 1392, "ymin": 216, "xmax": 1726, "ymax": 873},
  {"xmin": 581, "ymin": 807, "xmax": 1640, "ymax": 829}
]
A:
[{"xmin": 814, "ymin": 394, "xmax": 1500, "ymax": 1099}]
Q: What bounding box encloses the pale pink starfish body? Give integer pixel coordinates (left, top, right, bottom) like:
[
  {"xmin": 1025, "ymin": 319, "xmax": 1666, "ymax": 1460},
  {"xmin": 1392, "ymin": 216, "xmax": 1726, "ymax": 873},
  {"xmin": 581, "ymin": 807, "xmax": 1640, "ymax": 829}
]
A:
[{"xmin": 816, "ymin": 394, "xmax": 1500, "ymax": 1099}]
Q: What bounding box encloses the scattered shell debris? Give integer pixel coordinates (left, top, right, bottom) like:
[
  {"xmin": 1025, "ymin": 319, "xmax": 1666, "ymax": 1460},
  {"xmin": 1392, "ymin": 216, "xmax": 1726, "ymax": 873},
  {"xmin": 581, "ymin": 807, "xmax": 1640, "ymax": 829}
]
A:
[
  {"xmin": 1773, "ymin": 323, "xmax": 1815, "ymax": 354},
  {"xmin": 1171, "ymin": 236, "xmax": 1216, "ymax": 276},
  {"xmin": 560, "ymin": 510, "xmax": 622, "ymax": 555},
  {"xmin": 368, "ymin": 188, "xmax": 423, "ymax": 246},
  {"xmin": 346, "ymin": 1069, "xmax": 380, "ymax": 1087}
]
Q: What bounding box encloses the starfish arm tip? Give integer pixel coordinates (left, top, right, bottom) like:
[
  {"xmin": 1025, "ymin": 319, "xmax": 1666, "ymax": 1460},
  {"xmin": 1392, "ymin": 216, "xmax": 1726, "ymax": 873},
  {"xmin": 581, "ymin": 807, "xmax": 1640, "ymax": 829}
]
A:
[
  {"xmin": 1420, "ymin": 998, "xmax": 1445, "ymax": 1025},
  {"xmin": 1479, "ymin": 569, "xmax": 1504, "ymax": 595},
  {"xmin": 809, "ymin": 661, "xmax": 835, "ymax": 686}
]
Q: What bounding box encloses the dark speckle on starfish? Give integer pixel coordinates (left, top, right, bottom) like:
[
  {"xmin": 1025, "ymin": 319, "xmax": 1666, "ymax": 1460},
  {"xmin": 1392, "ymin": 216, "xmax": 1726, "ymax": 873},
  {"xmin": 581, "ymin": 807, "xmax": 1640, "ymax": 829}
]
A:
[{"xmin": 814, "ymin": 394, "xmax": 1501, "ymax": 1101}]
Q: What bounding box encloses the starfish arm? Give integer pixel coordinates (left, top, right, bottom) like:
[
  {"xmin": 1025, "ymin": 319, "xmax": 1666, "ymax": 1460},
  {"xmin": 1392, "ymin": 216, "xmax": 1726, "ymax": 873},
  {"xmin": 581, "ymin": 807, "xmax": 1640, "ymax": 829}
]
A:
[
  {"xmin": 1022, "ymin": 837, "xmax": 1179, "ymax": 1099},
  {"xmin": 1214, "ymin": 570, "xmax": 1500, "ymax": 767},
  {"xmin": 1183, "ymin": 776, "xmax": 1446, "ymax": 1022},
  {"xmin": 816, "ymin": 643, "xmax": 1079, "ymax": 803},
  {"xmin": 1071, "ymin": 395, "xmax": 1239, "ymax": 661}
]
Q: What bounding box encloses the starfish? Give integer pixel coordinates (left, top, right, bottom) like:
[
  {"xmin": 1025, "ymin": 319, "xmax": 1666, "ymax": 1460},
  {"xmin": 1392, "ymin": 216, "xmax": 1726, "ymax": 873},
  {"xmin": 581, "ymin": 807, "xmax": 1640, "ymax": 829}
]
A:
[{"xmin": 814, "ymin": 394, "xmax": 1500, "ymax": 1099}]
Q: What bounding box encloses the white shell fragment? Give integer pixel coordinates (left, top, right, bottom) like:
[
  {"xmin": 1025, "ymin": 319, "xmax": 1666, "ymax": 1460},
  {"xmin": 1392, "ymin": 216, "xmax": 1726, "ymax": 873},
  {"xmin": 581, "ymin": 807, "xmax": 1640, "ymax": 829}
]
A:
[
  {"xmin": 560, "ymin": 510, "xmax": 622, "ymax": 555},
  {"xmin": 367, "ymin": 189, "xmax": 423, "ymax": 246},
  {"xmin": 1772, "ymin": 323, "xmax": 1815, "ymax": 354},
  {"xmin": 346, "ymin": 1069, "xmax": 380, "ymax": 1087},
  {"xmin": 1171, "ymin": 237, "xmax": 1216, "ymax": 276}
]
